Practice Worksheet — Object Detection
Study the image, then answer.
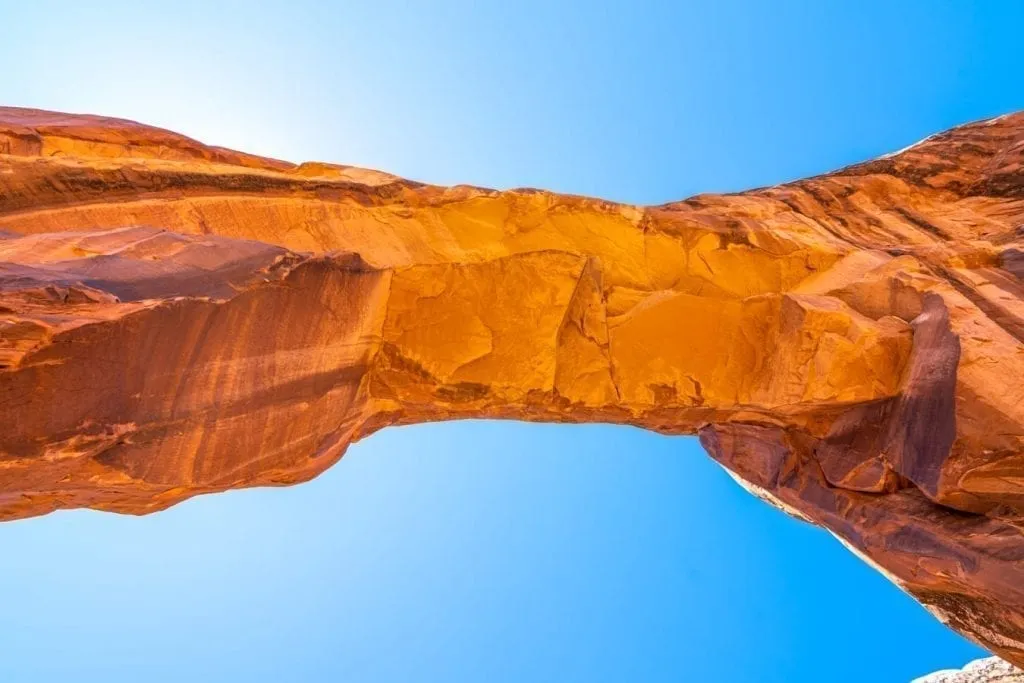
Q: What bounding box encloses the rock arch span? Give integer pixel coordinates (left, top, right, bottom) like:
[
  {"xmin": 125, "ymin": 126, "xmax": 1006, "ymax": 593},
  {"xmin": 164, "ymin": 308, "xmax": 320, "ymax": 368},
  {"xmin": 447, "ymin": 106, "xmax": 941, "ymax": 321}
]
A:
[{"xmin": 1, "ymin": 107, "xmax": 1023, "ymax": 662}]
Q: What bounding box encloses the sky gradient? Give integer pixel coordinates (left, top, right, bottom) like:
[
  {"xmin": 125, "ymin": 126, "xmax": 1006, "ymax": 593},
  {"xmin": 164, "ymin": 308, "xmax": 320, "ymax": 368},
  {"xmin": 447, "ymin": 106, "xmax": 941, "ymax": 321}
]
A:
[{"xmin": 2, "ymin": 1, "xmax": 1023, "ymax": 681}]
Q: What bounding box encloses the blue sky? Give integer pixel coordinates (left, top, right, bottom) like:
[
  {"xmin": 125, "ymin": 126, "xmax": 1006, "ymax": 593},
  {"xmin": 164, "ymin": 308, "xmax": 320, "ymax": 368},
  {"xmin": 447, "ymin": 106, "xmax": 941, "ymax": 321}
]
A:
[{"xmin": 1, "ymin": 1, "xmax": 1022, "ymax": 681}]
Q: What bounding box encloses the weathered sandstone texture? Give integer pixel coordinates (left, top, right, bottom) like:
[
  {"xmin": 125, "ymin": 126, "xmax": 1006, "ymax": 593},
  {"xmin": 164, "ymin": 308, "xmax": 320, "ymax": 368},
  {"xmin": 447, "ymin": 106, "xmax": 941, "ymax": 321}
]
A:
[
  {"xmin": 915, "ymin": 657, "xmax": 1024, "ymax": 683},
  {"xmin": 1, "ymin": 107, "xmax": 1023, "ymax": 662}
]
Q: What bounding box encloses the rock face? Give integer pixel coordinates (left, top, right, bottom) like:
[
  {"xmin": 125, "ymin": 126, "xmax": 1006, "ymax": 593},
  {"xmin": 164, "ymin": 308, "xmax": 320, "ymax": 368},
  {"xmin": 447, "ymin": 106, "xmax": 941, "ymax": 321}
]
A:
[
  {"xmin": 2, "ymin": 107, "xmax": 1023, "ymax": 662},
  {"xmin": 915, "ymin": 657, "xmax": 1024, "ymax": 683}
]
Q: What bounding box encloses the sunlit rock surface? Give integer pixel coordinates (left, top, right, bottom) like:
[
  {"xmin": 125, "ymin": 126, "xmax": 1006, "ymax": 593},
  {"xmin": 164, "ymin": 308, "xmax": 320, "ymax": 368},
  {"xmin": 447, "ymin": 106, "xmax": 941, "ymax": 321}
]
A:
[
  {"xmin": 915, "ymin": 657, "xmax": 1024, "ymax": 683},
  {"xmin": 2, "ymin": 107, "xmax": 1024, "ymax": 663}
]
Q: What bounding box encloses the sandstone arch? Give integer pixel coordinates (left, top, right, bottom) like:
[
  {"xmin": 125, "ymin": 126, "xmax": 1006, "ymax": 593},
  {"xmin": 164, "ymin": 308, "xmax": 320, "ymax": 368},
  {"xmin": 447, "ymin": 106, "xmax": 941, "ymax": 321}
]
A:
[{"xmin": 2, "ymin": 107, "xmax": 1023, "ymax": 662}]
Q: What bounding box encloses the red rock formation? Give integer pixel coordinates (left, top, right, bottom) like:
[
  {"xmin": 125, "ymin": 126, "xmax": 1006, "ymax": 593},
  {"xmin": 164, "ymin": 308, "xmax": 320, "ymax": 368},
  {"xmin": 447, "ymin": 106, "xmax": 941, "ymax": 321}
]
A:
[{"xmin": 2, "ymin": 106, "xmax": 1023, "ymax": 662}]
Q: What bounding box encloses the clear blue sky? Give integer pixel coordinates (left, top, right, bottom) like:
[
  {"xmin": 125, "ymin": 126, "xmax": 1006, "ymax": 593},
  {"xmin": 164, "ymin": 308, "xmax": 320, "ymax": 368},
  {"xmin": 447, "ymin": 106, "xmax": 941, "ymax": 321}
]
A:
[{"xmin": 1, "ymin": 2, "xmax": 1021, "ymax": 681}]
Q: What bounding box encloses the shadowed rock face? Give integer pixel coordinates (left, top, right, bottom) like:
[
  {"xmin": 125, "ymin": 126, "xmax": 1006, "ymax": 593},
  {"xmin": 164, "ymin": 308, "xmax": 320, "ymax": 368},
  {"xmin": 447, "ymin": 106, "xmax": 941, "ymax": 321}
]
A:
[{"xmin": 2, "ymin": 106, "xmax": 1023, "ymax": 662}]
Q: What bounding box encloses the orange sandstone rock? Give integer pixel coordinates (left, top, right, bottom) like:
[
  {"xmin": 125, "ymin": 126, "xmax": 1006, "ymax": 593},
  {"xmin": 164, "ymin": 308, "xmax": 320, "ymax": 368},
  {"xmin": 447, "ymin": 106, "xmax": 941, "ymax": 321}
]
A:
[{"xmin": 1, "ymin": 106, "xmax": 1024, "ymax": 662}]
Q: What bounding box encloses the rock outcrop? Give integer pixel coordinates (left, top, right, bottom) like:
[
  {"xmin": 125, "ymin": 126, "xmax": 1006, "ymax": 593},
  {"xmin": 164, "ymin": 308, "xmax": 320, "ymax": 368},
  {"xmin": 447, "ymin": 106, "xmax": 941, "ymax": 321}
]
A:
[
  {"xmin": 915, "ymin": 658, "xmax": 1024, "ymax": 683},
  {"xmin": 2, "ymin": 107, "xmax": 1023, "ymax": 663}
]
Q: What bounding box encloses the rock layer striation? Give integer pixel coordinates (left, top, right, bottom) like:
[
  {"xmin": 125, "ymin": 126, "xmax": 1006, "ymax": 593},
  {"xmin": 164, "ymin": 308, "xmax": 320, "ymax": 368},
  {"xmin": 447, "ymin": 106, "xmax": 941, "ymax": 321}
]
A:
[{"xmin": 2, "ymin": 107, "xmax": 1024, "ymax": 662}]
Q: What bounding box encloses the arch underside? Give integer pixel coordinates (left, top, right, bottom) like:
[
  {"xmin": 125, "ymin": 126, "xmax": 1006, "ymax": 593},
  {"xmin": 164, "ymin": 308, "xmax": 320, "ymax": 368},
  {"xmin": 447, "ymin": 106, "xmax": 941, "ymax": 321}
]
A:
[{"xmin": 2, "ymin": 107, "xmax": 1024, "ymax": 662}]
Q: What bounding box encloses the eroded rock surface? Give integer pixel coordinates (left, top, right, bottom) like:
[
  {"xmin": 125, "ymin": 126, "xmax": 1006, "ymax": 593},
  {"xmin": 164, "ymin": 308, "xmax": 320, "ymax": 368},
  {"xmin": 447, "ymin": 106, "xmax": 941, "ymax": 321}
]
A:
[
  {"xmin": 2, "ymin": 107, "xmax": 1023, "ymax": 662},
  {"xmin": 915, "ymin": 657, "xmax": 1024, "ymax": 683}
]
